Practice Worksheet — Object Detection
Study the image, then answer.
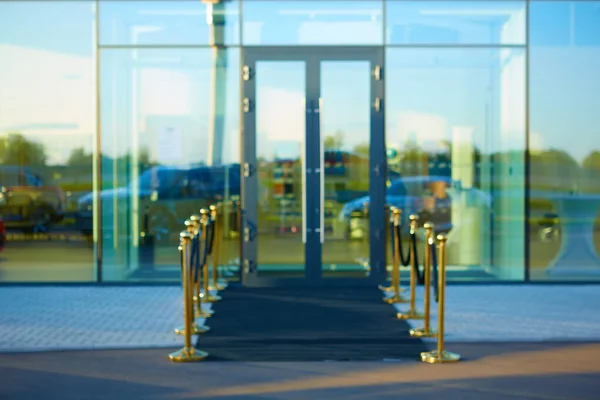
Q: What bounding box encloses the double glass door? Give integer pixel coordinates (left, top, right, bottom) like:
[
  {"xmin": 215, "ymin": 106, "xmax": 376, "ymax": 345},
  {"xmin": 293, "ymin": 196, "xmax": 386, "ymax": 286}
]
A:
[{"xmin": 241, "ymin": 47, "xmax": 386, "ymax": 286}]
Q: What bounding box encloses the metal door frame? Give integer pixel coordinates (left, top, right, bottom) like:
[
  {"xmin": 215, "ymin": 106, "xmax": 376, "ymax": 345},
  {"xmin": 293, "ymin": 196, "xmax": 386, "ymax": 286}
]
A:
[{"xmin": 240, "ymin": 46, "xmax": 386, "ymax": 287}]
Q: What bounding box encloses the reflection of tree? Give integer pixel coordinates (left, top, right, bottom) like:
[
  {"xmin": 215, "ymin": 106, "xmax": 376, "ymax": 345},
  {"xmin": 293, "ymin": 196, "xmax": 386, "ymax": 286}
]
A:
[
  {"xmin": 353, "ymin": 143, "xmax": 369, "ymax": 156},
  {"xmin": 68, "ymin": 146, "xmax": 153, "ymax": 170},
  {"xmin": 0, "ymin": 133, "xmax": 47, "ymax": 166},
  {"xmin": 530, "ymin": 148, "xmax": 581, "ymax": 191},
  {"xmin": 67, "ymin": 147, "xmax": 92, "ymax": 166},
  {"xmin": 581, "ymin": 151, "xmax": 600, "ymax": 193},
  {"xmin": 117, "ymin": 146, "xmax": 152, "ymax": 169},
  {"xmin": 583, "ymin": 151, "xmax": 600, "ymax": 169},
  {"xmin": 324, "ymin": 130, "xmax": 344, "ymax": 150}
]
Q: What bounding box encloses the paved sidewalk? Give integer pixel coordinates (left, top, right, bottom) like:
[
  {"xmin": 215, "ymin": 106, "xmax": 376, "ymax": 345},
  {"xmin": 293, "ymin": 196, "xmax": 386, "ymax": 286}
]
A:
[
  {"xmin": 0, "ymin": 286, "xmax": 212, "ymax": 352},
  {"xmin": 0, "ymin": 285, "xmax": 599, "ymax": 353},
  {"xmin": 389, "ymin": 284, "xmax": 600, "ymax": 343}
]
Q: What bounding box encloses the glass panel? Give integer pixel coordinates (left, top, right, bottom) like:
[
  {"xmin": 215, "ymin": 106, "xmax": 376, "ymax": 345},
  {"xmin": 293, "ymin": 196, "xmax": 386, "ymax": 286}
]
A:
[
  {"xmin": 255, "ymin": 61, "xmax": 306, "ymax": 277},
  {"xmin": 320, "ymin": 61, "xmax": 371, "ymax": 278},
  {"xmin": 529, "ymin": 1, "xmax": 600, "ymax": 281},
  {"xmin": 99, "ymin": 48, "xmax": 241, "ymax": 282},
  {"xmin": 99, "ymin": 0, "xmax": 240, "ymax": 46},
  {"xmin": 0, "ymin": 1, "xmax": 95, "ymax": 282},
  {"xmin": 386, "ymin": 1, "xmax": 526, "ymax": 45},
  {"xmin": 243, "ymin": 1, "xmax": 383, "ymax": 45},
  {"xmin": 386, "ymin": 48, "xmax": 526, "ymax": 281}
]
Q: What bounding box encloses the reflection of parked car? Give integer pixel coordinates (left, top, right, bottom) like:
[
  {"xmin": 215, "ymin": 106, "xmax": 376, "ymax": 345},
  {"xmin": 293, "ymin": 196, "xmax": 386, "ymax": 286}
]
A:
[
  {"xmin": 339, "ymin": 175, "xmax": 491, "ymax": 239},
  {"xmin": 0, "ymin": 167, "xmax": 66, "ymax": 232},
  {"xmin": 75, "ymin": 164, "xmax": 241, "ymax": 244}
]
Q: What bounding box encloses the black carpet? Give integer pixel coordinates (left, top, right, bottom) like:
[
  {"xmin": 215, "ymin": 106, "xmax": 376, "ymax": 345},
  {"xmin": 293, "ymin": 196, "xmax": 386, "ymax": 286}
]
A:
[{"xmin": 196, "ymin": 286, "xmax": 429, "ymax": 361}]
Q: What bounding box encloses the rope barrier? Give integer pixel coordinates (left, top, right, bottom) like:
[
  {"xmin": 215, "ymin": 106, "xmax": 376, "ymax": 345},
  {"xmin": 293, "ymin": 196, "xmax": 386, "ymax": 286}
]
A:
[
  {"xmin": 421, "ymin": 234, "xmax": 461, "ymax": 364},
  {"xmin": 394, "ymin": 223, "xmax": 411, "ymax": 267},
  {"xmin": 191, "ymin": 230, "xmax": 201, "ymax": 284},
  {"xmin": 169, "ymin": 231, "xmax": 209, "ymax": 363},
  {"xmin": 430, "ymin": 237, "xmax": 439, "ymax": 303},
  {"xmin": 410, "ymin": 228, "xmax": 424, "ymax": 285},
  {"xmin": 200, "ymin": 209, "xmax": 221, "ymax": 303}
]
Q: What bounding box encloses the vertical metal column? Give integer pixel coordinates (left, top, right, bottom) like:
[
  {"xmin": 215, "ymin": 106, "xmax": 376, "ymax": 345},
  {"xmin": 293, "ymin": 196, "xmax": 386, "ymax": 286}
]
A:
[{"xmin": 206, "ymin": 0, "xmax": 228, "ymax": 166}]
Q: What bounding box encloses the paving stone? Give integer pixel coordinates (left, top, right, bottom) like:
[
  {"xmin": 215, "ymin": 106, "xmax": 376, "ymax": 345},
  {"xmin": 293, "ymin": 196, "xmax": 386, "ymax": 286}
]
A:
[{"xmin": 0, "ymin": 285, "xmax": 599, "ymax": 352}]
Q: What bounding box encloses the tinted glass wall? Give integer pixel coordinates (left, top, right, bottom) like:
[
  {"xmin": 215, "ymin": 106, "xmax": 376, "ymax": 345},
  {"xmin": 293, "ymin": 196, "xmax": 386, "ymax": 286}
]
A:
[
  {"xmin": 2, "ymin": 0, "xmax": 598, "ymax": 283},
  {"xmin": 385, "ymin": 1, "xmax": 526, "ymax": 281},
  {"xmin": 0, "ymin": 1, "xmax": 95, "ymax": 281},
  {"xmin": 97, "ymin": 1, "xmax": 241, "ymax": 282},
  {"xmin": 529, "ymin": 1, "xmax": 600, "ymax": 280}
]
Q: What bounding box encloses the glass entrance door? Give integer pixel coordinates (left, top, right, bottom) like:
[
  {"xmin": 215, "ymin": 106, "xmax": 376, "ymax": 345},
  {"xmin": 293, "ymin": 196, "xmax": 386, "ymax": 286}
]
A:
[{"xmin": 242, "ymin": 48, "xmax": 385, "ymax": 286}]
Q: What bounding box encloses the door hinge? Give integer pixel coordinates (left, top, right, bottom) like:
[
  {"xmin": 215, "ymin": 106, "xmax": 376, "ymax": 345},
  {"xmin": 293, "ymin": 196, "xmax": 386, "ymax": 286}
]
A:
[
  {"xmin": 243, "ymin": 162, "xmax": 253, "ymax": 177},
  {"xmin": 243, "ymin": 65, "xmax": 253, "ymax": 81},
  {"xmin": 374, "ymin": 97, "xmax": 382, "ymax": 112},
  {"xmin": 243, "ymin": 259, "xmax": 255, "ymax": 274},
  {"xmin": 374, "ymin": 163, "xmax": 381, "ymax": 177},
  {"xmin": 243, "ymin": 98, "xmax": 253, "ymax": 113},
  {"xmin": 374, "ymin": 65, "xmax": 382, "ymax": 81}
]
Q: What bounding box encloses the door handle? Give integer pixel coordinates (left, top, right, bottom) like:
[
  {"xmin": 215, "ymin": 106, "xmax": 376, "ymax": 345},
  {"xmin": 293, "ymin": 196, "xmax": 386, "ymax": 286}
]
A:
[
  {"xmin": 318, "ymin": 97, "xmax": 324, "ymax": 244},
  {"xmin": 302, "ymin": 98, "xmax": 309, "ymax": 243}
]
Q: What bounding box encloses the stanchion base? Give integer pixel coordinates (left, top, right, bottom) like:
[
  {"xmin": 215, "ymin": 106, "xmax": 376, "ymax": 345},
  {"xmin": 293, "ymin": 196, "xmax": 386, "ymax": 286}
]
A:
[
  {"xmin": 208, "ymin": 283, "xmax": 227, "ymax": 291},
  {"xmin": 420, "ymin": 350, "xmax": 461, "ymax": 364},
  {"xmin": 174, "ymin": 322, "xmax": 210, "ymax": 336},
  {"xmin": 203, "ymin": 294, "xmax": 222, "ymax": 303},
  {"xmin": 397, "ymin": 309, "xmax": 424, "ymax": 320},
  {"xmin": 195, "ymin": 308, "xmax": 214, "ymax": 318},
  {"xmin": 378, "ymin": 284, "xmax": 406, "ymax": 293},
  {"xmin": 410, "ymin": 327, "xmax": 437, "ymax": 338},
  {"xmin": 218, "ymin": 277, "xmax": 229, "ymax": 285},
  {"xmin": 383, "ymin": 295, "xmax": 409, "ymax": 304},
  {"xmin": 168, "ymin": 347, "xmax": 208, "ymax": 363}
]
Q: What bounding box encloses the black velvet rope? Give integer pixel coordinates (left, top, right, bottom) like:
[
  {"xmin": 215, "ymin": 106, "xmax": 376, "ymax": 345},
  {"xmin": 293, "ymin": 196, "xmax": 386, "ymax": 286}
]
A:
[
  {"xmin": 410, "ymin": 230, "xmax": 425, "ymax": 285},
  {"xmin": 430, "ymin": 240, "xmax": 439, "ymax": 303},
  {"xmin": 191, "ymin": 232, "xmax": 201, "ymax": 283},
  {"xmin": 200, "ymin": 219, "xmax": 214, "ymax": 267},
  {"xmin": 393, "ymin": 223, "xmax": 411, "ymax": 267},
  {"xmin": 206, "ymin": 217, "xmax": 215, "ymax": 256}
]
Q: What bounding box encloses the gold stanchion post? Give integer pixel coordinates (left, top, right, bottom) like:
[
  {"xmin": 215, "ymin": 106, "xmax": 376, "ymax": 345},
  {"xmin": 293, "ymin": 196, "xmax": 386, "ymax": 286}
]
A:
[
  {"xmin": 216, "ymin": 202, "xmax": 230, "ymax": 288},
  {"xmin": 397, "ymin": 214, "xmax": 424, "ymax": 320},
  {"xmin": 175, "ymin": 223, "xmax": 210, "ymax": 336},
  {"xmin": 201, "ymin": 208, "xmax": 221, "ymax": 303},
  {"xmin": 421, "ymin": 234, "xmax": 461, "ymax": 364},
  {"xmin": 169, "ymin": 231, "xmax": 209, "ymax": 362},
  {"xmin": 379, "ymin": 205, "xmax": 393, "ymax": 292},
  {"xmin": 383, "ymin": 208, "xmax": 409, "ymax": 304},
  {"xmin": 209, "ymin": 205, "xmax": 226, "ymax": 291},
  {"xmin": 410, "ymin": 222, "xmax": 436, "ymax": 337},
  {"xmin": 191, "ymin": 215, "xmax": 213, "ymax": 319}
]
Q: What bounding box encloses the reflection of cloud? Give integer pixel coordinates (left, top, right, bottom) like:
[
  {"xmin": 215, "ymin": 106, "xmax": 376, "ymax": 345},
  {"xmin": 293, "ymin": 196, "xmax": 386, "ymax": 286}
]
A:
[
  {"xmin": 140, "ymin": 68, "xmax": 192, "ymax": 118},
  {"xmin": 530, "ymin": 131, "xmax": 544, "ymax": 152},
  {"xmin": 389, "ymin": 110, "xmax": 447, "ymax": 149},
  {"xmin": 299, "ymin": 22, "xmax": 381, "ymax": 44},
  {"xmin": 3, "ymin": 123, "xmax": 79, "ymax": 131},
  {"xmin": 0, "ymin": 44, "xmax": 94, "ymax": 164},
  {"xmin": 257, "ymin": 87, "xmax": 305, "ymax": 143},
  {"xmin": 500, "ymin": 48, "xmax": 526, "ymax": 151}
]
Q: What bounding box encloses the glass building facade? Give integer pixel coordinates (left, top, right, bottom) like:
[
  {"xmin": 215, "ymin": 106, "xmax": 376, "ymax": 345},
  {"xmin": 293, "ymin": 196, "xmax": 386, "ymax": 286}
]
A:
[{"xmin": 0, "ymin": 1, "xmax": 598, "ymax": 283}]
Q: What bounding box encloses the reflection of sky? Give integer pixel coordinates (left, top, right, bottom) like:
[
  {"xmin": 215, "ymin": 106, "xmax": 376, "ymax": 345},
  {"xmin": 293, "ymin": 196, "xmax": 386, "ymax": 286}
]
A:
[{"xmin": 0, "ymin": 1, "xmax": 599, "ymax": 165}]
